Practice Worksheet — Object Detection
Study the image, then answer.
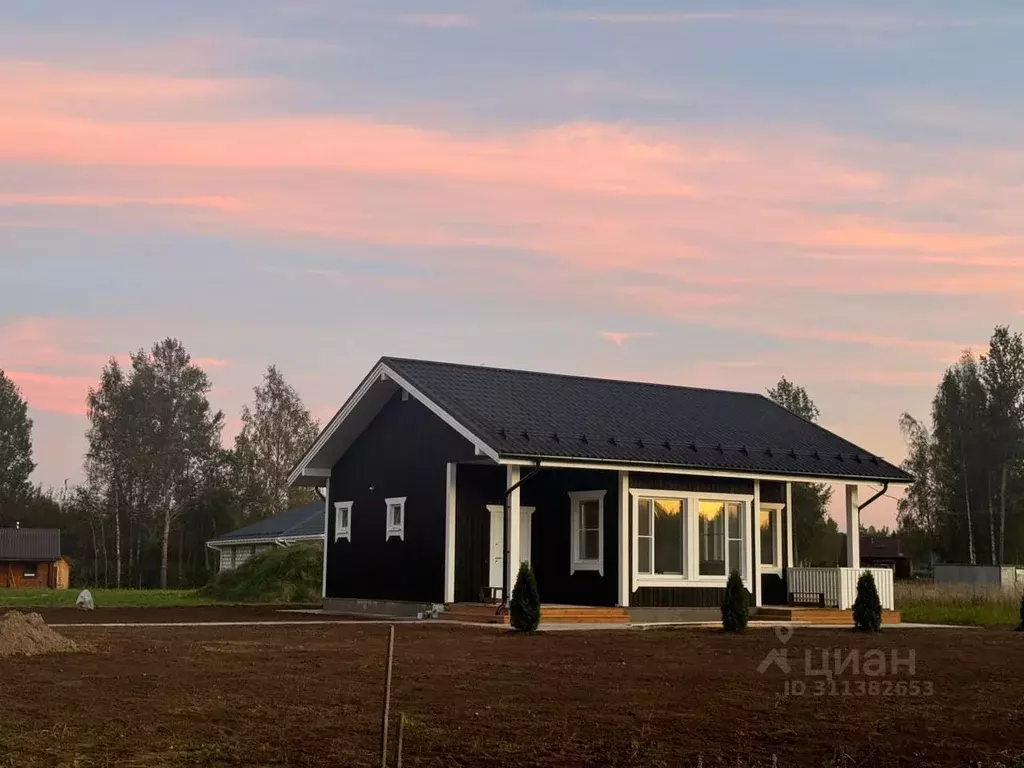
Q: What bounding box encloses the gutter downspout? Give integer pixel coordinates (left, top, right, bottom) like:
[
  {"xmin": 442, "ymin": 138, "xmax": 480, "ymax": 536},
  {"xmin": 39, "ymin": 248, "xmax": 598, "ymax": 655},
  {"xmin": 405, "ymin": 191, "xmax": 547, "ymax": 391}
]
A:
[
  {"xmin": 500, "ymin": 463, "xmax": 541, "ymax": 614},
  {"xmin": 859, "ymin": 482, "xmax": 889, "ymax": 514}
]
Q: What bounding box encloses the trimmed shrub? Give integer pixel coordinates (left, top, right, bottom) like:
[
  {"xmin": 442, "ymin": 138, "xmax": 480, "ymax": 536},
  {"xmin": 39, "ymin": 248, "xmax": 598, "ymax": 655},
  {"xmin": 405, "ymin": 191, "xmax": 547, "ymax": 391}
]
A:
[
  {"xmin": 1017, "ymin": 592, "xmax": 1024, "ymax": 632},
  {"xmin": 510, "ymin": 561, "xmax": 541, "ymax": 632},
  {"xmin": 853, "ymin": 571, "xmax": 883, "ymax": 632},
  {"xmin": 203, "ymin": 543, "xmax": 322, "ymax": 603},
  {"xmin": 721, "ymin": 570, "xmax": 749, "ymax": 632}
]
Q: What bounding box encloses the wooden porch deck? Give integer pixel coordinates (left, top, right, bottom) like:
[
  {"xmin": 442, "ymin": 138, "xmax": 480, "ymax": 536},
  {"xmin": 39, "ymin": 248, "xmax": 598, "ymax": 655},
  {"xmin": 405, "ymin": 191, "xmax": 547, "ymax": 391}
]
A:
[
  {"xmin": 443, "ymin": 603, "xmax": 631, "ymax": 625},
  {"xmin": 756, "ymin": 606, "xmax": 902, "ymax": 625}
]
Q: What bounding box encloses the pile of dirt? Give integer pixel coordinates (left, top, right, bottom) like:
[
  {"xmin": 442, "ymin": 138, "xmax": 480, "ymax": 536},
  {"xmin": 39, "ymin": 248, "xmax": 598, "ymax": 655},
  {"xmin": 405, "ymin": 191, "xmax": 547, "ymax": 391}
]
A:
[{"xmin": 0, "ymin": 611, "xmax": 80, "ymax": 657}]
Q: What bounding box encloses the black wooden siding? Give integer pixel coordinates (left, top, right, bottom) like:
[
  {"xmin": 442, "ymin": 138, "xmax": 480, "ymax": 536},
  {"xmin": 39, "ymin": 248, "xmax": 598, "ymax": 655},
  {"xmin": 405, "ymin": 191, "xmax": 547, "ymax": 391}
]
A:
[
  {"xmin": 326, "ymin": 392, "xmax": 477, "ymax": 603},
  {"xmin": 629, "ymin": 472, "xmax": 755, "ymax": 495},
  {"xmin": 632, "ymin": 586, "xmax": 726, "ymax": 608},
  {"xmin": 454, "ymin": 466, "xmax": 620, "ymax": 606},
  {"xmin": 454, "ymin": 463, "xmax": 505, "ymax": 603}
]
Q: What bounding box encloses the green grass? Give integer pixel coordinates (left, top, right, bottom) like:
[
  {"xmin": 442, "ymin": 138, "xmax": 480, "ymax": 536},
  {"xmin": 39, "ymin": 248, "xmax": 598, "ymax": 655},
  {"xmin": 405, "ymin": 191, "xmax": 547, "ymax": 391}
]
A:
[
  {"xmin": 203, "ymin": 542, "xmax": 322, "ymax": 604},
  {"xmin": 0, "ymin": 588, "xmax": 218, "ymax": 608},
  {"xmin": 896, "ymin": 581, "xmax": 1023, "ymax": 627}
]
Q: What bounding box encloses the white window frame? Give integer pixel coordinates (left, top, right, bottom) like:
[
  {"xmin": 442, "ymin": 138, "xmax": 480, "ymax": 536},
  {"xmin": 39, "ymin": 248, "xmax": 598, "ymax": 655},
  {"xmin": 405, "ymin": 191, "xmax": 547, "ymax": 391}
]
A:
[
  {"xmin": 634, "ymin": 495, "xmax": 689, "ymax": 583},
  {"xmin": 759, "ymin": 503, "xmax": 784, "ymax": 574},
  {"xmin": 631, "ymin": 489, "xmax": 752, "ymax": 588},
  {"xmin": 569, "ymin": 490, "xmax": 605, "ymax": 576},
  {"xmin": 385, "ymin": 496, "xmax": 406, "ymax": 541},
  {"xmin": 334, "ymin": 501, "xmax": 353, "ymax": 542}
]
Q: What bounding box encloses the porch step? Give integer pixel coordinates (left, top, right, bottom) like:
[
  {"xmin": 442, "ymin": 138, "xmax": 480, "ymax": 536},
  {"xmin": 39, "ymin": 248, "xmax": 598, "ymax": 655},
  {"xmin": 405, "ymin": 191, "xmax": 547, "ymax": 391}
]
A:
[
  {"xmin": 442, "ymin": 603, "xmax": 630, "ymax": 625},
  {"xmin": 756, "ymin": 607, "xmax": 902, "ymax": 625}
]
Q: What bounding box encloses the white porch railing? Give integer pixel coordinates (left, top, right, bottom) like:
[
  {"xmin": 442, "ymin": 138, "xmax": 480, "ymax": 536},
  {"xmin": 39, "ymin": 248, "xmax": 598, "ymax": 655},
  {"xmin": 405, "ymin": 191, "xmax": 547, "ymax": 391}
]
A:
[{"xmin": 787, "ymin": 567, "xmax": 895, "ymax": 610}]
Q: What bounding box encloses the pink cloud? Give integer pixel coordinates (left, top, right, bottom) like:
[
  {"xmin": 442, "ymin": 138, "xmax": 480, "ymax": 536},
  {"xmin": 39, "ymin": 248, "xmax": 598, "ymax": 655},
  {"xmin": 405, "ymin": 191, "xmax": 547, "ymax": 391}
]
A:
[
  {"xmin": 0, "ymin": 194, "xmax": 241, "ymax": 211},
  {"xmin": 6, "ymin": 371, "xmax": 92, "ymax": 416},
  {"xmin": 0, "ymin": 317, "xmax": 233, "ymax": 415},
  {"xmin": 194, "ymin": 357, "xmax": 231, "ymax": 369},
  {"xmin": 600, "ymin": 331, "xmax": 656, "ymax": 346},
  {"xmin": 390, "ymin": 12, "xmax": 473, "ymax": 28},
  {"xmin": 2, "ymin": 61, "xmax": 1021, "ymax": 356}
]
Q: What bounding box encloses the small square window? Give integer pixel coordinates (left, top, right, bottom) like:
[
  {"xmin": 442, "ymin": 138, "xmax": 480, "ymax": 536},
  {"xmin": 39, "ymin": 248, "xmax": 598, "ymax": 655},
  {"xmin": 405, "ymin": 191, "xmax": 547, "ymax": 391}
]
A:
[
  {"xmin": 22, "ymin": 564, "xmax": 36, "ymax": 578},
  {"xmin": 334, "ymin": 501, "xmax": 353, "ymax": 542},
  {"xmin": 385, "ymin": 497, "xmax": 406, "ymax": 541}
]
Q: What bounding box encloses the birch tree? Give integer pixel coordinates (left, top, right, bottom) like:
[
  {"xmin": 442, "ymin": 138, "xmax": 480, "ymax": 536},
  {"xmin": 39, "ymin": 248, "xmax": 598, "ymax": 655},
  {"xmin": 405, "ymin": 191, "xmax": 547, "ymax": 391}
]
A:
[
  {"xmin": 233, "ymin": 365, "xmax": 320, "ymax": 522},
  {"xmin": 979, "ymin": 326, "xmax": 1024, "ymax": 564}
]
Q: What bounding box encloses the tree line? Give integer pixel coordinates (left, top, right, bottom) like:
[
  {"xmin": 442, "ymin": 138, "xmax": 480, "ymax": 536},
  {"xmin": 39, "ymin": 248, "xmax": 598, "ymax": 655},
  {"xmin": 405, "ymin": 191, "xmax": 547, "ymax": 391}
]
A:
[
  {"xmin": 2, "ymin": 325, "xmax": 1019, "ymax": 589},
  {"xmin": 898, "ymin": 325, "xmax": 1024, "ymax": 565},
  {"xmin": 0, "ymin": 338, "xmax": 319, "ymax": 588}
]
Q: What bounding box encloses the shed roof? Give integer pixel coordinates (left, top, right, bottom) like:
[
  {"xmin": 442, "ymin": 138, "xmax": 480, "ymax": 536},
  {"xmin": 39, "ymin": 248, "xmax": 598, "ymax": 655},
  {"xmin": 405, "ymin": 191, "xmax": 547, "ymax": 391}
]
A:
[
  {"xmin": 0, "ymin": 528, "xmax": 61, "ymax": 561},
  {"xmin": 207, "ymin": 503, "xmax": 324, "ymax": 546}
]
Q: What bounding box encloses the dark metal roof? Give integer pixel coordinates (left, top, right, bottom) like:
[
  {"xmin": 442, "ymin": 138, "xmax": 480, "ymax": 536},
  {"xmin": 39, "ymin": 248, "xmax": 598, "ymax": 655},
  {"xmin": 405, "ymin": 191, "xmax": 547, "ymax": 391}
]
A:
[
  {"xmin": 208, "ymin": 503, "xmax": 324, "ymax": 545},
  {"xmin": 860, "ymin": 535, "xmax": 908, "ymax": 560},
  {"xmin": 383, "ymin": 357, "xmax": 912, "ymax": 483},
  {"xmin": 0, "ymin": 528, "xmax": 61, "ymax": 561}
]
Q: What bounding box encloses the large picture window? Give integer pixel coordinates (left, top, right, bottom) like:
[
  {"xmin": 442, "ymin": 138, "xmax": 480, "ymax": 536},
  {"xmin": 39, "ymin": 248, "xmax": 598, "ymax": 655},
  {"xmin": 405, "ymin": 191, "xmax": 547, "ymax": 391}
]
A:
[
  {"xmin": 636, "ymin": 497, "xmax": 686, "ymax": 576},
  {"xmin": 698, "ymin": 500, "xmax": 744, "ymax": 577},
  {"xmin": 633, "ymin": 491, "xmax": 750, "ymax": 587}
]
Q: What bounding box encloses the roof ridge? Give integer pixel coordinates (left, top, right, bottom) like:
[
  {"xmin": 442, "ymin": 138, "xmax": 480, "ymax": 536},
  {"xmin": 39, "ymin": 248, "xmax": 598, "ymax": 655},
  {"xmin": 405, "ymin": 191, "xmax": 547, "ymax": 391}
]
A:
[{"xmin": 382, "ymin": 356, "xmax": 766, "ymax": 398}]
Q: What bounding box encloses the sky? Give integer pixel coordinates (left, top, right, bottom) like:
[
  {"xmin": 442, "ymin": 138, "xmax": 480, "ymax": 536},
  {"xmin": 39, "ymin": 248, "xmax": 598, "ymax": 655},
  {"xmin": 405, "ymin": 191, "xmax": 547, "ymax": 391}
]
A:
[{"xmin": 2, "ymin": 1, "xmax": 1022, "ymax": 528}]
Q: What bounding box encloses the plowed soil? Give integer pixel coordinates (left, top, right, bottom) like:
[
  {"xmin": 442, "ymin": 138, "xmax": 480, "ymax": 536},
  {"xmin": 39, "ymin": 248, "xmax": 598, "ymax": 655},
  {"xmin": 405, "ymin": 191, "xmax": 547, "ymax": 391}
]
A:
[
  {"xmin": 32, "ymin": 604, "xmax": 335, "ymax": 625},
  {"xmin": 1, "ymin": 621, "xmax": 1021, "ymax": 767}
]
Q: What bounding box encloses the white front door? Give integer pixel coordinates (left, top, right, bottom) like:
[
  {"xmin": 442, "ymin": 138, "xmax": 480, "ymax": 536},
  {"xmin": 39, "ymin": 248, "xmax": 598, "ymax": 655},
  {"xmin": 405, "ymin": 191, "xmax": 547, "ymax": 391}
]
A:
[{"xmin": 487, "ymin": 505, "xmax": 535, "ymax": 593}]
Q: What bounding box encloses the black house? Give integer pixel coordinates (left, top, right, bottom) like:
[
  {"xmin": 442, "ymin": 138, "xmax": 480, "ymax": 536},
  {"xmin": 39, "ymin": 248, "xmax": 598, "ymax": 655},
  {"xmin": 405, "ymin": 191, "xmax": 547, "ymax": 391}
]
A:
[{"xmin": 288, "ymin": 357, "xmax": 912, "ymax": 617}]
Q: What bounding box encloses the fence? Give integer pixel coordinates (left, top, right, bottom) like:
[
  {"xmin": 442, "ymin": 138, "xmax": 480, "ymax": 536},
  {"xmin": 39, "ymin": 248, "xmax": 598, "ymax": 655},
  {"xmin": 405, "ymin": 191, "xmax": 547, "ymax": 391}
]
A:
[
  {"xmin": 788, "ymin": 567, "xmax": 895, "ymax": 610},
  {"xmin": 933, "ymin": 565, "xmax": 1024, "ymax": 592}
]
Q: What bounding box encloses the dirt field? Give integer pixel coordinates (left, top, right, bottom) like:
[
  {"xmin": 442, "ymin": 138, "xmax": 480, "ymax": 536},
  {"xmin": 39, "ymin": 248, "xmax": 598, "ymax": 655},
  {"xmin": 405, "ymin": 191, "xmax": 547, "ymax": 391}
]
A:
[
  {"xmin": 32, "ymin": 604, "xmax": 335, "ymax": 625},
  {"xmin": 1, "ymin": 618, "xmax": 1022, "ymax": 767}
]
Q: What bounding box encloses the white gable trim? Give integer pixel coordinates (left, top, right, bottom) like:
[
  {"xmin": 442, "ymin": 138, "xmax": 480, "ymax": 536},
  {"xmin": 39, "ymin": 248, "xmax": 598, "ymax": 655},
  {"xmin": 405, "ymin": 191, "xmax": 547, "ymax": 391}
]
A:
[{"xmin": 288, "ymin": 361, "xmax": 499, "ymax": 487}]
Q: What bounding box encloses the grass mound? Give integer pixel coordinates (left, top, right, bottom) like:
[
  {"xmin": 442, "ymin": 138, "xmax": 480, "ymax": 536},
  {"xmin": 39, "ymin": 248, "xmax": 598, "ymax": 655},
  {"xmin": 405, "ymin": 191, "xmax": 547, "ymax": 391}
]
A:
[
  {"xmin": 0, "ymin": 611, "xmax": 80, "ymax": 656},
  {"xmin": 204, "ymin": 543, "xmax": 322, "ymax": 604}
]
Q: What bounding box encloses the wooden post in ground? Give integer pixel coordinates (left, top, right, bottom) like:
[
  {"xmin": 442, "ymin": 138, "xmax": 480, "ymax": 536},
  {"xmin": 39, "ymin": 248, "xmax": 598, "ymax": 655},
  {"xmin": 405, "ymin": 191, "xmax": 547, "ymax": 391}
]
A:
[
  {"xmin": 380, "ymin": 625, "xmax": 395, "ymax": 768},
  {"xmin": 395, "ymin": 713, "xmax": 405, "ymax": 768}
]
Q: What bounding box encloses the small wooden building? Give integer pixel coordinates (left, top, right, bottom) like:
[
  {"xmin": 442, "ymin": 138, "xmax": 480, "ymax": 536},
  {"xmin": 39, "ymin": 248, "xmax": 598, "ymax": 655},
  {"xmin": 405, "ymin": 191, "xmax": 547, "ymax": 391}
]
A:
[{"xmin": 0, "ymin": 527, "xmax": 70, "ymax": 589}]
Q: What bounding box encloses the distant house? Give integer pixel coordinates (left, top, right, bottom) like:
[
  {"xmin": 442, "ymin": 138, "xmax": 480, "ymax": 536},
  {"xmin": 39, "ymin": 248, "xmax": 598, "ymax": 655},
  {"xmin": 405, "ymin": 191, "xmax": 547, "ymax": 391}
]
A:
[
  {"xmin": 0, "ymin": 527, "xmax": 71, "ymax": 589},
  {"xmin": 838, "ymin": 534, "xmax": 912, "ymax": 579},
  {"xmin": 206, "ymin": 503, "xmax": 324, "ymax": 573}
]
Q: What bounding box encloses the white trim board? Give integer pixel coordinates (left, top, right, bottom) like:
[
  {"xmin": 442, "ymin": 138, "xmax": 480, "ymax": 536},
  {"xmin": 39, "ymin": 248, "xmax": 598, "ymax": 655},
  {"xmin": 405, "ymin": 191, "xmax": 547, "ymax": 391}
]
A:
[
  {"xmin": 499, "ymin": 458, "xmax": 909, "ymax": 487},
  {"xmin": 206, "ymin": 534, "xmax": 324, "ymax": 549}
]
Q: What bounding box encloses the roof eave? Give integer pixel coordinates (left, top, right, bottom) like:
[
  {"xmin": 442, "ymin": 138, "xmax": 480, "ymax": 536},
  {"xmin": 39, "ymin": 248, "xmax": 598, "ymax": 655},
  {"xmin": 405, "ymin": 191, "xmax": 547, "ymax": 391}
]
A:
[
  {"xmin": 497, "ymin": 454, "xmax": 913, "ymax": 486},
  {"xmin": 206, "ymin": 534, "xmax": 324, "ymax": 548}
]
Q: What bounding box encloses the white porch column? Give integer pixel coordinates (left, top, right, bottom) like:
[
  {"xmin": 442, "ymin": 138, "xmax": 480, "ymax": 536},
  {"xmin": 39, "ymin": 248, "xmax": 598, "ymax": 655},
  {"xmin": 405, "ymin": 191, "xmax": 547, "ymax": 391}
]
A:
[
  {"xmin": 505, "ymin": 465, "xmax": 521, "ymax": 600},
  {"xmin": 845, "ymin": 484, "xmax": 860, "ymax": 568},
  {"xmin": 618, "ymin": 470, "xmax": 630, "ymax": 607},
  {"xmin": 321, "ymin": 479, "xmax": 330, "ymax": 600},
  {"xmin": 444, "ymin": 463, "xmax": 457, "ymax": 604},
  {"xmin": 785, "ymin": 482, "xmax": 795, "ymax": 569},
  {"xmin": 751, "ymin": 480, "xmax": 762, "ymax": 607}
]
